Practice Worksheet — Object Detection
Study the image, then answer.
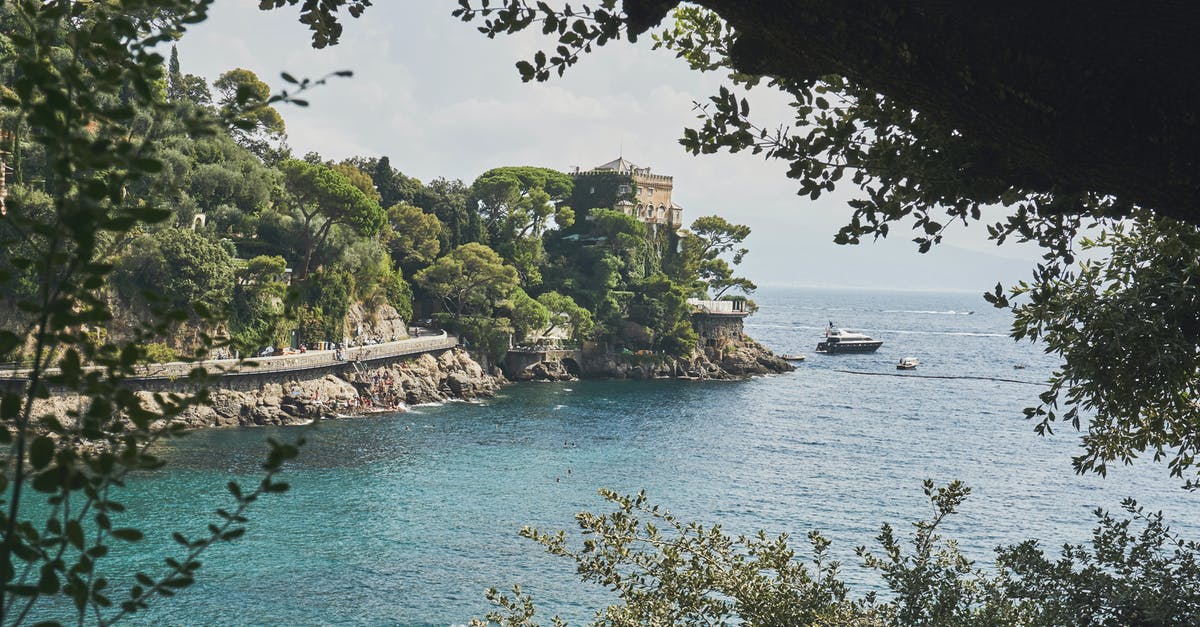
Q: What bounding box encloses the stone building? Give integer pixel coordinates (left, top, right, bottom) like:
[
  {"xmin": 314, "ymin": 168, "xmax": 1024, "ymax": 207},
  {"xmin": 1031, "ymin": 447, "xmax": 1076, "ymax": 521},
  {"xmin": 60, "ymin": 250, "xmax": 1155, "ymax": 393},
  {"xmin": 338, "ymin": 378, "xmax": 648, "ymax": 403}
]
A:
[
  {"xmin": 571, "ymin": 157, "xmax": 684, "ymax": 230},
  {"xmin": 686, "ymin": 298, "xmax": 749, "ymax": 347}
]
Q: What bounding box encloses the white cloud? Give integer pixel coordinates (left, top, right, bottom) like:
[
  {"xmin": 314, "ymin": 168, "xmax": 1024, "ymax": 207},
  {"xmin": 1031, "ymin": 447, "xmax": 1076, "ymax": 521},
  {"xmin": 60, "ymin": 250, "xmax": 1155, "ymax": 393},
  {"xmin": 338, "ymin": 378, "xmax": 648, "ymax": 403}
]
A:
[{"xmin": 178, "ymin": 0, "xmax": 1043, "ymax": 290}]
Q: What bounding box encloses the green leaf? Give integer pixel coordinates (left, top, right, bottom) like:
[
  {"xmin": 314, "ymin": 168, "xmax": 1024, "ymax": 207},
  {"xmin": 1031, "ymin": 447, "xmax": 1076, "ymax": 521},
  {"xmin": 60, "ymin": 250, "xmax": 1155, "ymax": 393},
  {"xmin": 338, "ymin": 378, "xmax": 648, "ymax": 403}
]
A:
[
  {"xmin": 30, "ymin": 436, "xmax": 54, "ymax": 470},
  {"xmin": 516, "ymin": 60, "xmax": 535, "ymax": 81},
  {"xmin": 0, "ymin": 330, "xmax": 19, "ymax": 356},
  {"xmin": 37, "ymin": 566, "xmax": 60, "ymax": 594},
  {"xmin": 66, "ymin": 521, "xmax": 84, "ymax": 550},
  {"xmin": 111, "ymin": 528, "xmax": 144, "ymax": 542}
]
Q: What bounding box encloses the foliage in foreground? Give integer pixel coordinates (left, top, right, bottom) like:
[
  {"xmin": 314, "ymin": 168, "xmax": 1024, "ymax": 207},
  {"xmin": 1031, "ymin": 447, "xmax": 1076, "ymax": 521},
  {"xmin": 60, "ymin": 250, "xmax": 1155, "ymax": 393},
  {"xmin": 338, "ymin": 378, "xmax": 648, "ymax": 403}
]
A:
[
  {"xmin": 471, "ymin": 483, "xmax": 1200, "ymax": 627},
  {"xmin": 0, "ymin": 1, "xmax": 304, "ymax": 624}
]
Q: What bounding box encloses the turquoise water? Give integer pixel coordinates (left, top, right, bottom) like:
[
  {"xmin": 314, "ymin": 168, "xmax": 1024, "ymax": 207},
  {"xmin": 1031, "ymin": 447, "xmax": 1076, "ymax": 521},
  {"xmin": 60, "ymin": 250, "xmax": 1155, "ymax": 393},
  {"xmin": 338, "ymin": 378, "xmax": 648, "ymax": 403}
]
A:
[{"xmin": 50, "ymin": 288, "xmax": 1200, "ymax": 625}]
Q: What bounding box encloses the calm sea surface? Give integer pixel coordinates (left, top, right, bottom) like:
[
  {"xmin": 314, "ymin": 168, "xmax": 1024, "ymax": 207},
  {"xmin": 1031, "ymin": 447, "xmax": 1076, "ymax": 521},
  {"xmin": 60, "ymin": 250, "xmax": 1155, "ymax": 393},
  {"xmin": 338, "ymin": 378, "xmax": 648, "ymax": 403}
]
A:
[{"xmin": 73, "ymin": 287, "xmax": 1200, "ymax": 625}]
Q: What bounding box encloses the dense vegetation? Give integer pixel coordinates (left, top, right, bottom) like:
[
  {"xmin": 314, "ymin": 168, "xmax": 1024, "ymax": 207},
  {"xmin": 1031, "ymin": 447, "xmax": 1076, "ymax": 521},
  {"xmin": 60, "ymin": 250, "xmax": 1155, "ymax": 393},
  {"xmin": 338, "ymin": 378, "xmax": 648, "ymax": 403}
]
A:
[{"xmin": 2, "ymin": 50, "xmax": 754, "ymax": 367}]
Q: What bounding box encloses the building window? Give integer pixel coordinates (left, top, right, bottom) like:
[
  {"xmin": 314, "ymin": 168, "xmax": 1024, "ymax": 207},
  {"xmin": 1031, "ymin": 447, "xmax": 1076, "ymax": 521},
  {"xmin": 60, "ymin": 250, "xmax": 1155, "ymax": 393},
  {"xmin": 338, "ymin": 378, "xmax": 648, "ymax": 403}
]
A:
[{"xmin": 618, "ymin": 184, "xmax": 630, "ymax": 194}]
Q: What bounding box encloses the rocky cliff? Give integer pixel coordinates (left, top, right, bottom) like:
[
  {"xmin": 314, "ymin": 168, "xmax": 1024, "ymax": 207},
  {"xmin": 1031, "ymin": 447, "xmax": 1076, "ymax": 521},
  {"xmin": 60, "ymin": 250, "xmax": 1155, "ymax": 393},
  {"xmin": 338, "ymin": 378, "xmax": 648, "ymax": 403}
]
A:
[
  {"xmin": 582, "ymin": 334, "xmax": 793, "ymax": 381},
  {"xmin": 178, "ymin": 348, "xmax": 500, "ymax": 428},
  {"xmin": 515, "ymin": 311, "xmax": 793, "ymax": 382},
  {"xmin": 28, "ymin": 348, "xmax": 500, "ymax": 432}
]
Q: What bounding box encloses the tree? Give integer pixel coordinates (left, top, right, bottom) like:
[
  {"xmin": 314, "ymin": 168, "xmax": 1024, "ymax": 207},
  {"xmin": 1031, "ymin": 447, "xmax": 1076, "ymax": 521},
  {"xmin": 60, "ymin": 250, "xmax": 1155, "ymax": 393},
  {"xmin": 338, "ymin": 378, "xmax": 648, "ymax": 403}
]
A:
[
  {"xmin": 414, "ymin": 243, "xmax": 519, "ymax": 317},
  {"xmin": 166, "ymin": 45, "xmax": 211, "ymax": 106},
  {"xmin": 469, "ymin": 166, "xmax": 574, "ymax": 242},
  {"xmin": 627, "ymin": 273, "xmax": 697, "ymax": 355},
  {"xmin": 689, "ymin": 215, "xmax": 749, "ymax": 265},
  {"xmin": 331, "ymin": 161, "xmax": 381, "ymax": 204},
  {"xmin": 353, "ymin": 155, "xmax": 424, "ymax": 209},
  {"xmin": 0, "ymin": 1, "xmax": 301, "ymax": 623},
  {"xmin": 296, "ymin": 268, "xmax": 353, "ymax": 344},
  {"xmin": 468, "ymin": 166, "xmax": 575, "ymax": 286},
  {"xmin": 279, "ymin": 158, "xmax": 386, "ymax": 280},
  {"xmin": 471, "ymin": 484, "xmax": 1200, "ymax": 626},
  {"xmin": 214, "ymin": 68, "xmax": 286, "ymax": 158},
  {"xmin": 229, "ymin": 255, "xmax": 291, "ymax": 352},
  {"xmin": 112, "ymin": 229, "xmax": 236, "ymax": 316},
  {"xmin": 536, "ymin": 291, "xmax": 594, "ymax": 341},
  {"xmin": 993, "ymin": 215, "xmax": 1200, "ymax": 488},
  {"xmin": 684, "ymin": 215, "xmax": 755, "ymax": 299},
  {"xmin": 415, "ymin": 177, "xmax": 478, "ymax": 249},
  {"xmin": 503, "ymin": 287, "xmax": 550, "ymax": 343},
  {"xmin": 264, "ymin": 1, "xmax": 1200, "ymax": 227},
  {"xmin": 383, "ymin": 202, "xmax": 442, "ymax": 274}
]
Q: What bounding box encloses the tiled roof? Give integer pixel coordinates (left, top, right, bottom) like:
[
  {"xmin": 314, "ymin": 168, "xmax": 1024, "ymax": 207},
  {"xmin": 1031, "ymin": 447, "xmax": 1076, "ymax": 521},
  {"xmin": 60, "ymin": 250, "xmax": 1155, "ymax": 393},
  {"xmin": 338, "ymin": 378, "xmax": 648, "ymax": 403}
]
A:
[{"xmin": 594, "ymin": 157, "xmax": 638, "ymax": 173}]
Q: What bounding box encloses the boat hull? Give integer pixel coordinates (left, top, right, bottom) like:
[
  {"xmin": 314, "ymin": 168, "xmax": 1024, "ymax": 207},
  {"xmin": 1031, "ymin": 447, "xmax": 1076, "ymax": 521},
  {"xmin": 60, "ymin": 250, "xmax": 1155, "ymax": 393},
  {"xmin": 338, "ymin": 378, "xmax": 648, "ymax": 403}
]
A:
[{"xmin": 816, "ymin": 340, "xmax": 883, "ymax": 354}]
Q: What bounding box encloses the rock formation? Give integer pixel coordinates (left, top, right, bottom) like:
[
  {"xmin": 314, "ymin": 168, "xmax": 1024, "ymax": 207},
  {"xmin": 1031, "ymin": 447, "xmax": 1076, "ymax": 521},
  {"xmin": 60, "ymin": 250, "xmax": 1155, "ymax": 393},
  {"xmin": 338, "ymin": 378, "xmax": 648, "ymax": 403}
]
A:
[
  {"xmin": 26, "ymin": 347, "xmax": 500, "ymax": 432},
  {"xmin": 580, "ymin": 325, "xmax": 793, "ymax": 381}
]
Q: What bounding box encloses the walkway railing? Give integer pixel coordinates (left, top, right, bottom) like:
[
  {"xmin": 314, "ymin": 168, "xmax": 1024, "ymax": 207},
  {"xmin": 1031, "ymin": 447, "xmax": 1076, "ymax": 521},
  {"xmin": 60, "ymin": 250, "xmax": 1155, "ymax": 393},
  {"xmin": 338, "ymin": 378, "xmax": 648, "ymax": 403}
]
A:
[{"xmin": 0, "ymin": 332, "xmax": 459, "ymax": 383}]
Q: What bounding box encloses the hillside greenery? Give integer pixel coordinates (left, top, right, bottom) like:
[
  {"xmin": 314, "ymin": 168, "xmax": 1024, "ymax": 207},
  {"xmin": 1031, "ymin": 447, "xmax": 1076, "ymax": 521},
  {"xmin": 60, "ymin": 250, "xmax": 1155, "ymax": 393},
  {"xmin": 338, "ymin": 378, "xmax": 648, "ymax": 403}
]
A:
[{"xmin": 1, "ymin": 35, "xmax": 754, "ymax": 363}]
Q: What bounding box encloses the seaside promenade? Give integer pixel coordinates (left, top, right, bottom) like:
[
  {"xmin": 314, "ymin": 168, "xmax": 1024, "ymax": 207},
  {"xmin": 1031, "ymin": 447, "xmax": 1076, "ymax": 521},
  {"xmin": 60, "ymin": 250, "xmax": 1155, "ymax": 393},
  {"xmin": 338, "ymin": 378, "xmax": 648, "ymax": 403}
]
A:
[{"xmin": 0, "ymin": 331, "xmax": 459, "ymax": 383}]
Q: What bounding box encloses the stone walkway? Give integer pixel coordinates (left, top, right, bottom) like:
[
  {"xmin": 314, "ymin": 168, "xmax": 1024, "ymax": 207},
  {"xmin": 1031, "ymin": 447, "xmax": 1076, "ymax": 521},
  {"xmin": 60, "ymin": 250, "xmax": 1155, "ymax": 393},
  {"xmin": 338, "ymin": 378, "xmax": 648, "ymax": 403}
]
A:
[{"xmin": 0, "ymin": 331, "xmax": 459, "ymax": 382}]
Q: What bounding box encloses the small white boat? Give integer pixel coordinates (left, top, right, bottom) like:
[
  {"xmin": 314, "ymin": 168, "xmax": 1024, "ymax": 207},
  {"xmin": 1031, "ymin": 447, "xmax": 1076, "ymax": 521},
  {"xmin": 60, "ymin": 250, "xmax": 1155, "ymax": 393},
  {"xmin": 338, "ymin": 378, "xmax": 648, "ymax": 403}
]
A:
[
  {"xmin": 780, "ymin": 354, "xmax": 806, "ymax": 362},
  {"xmin": 897, "ymin": 357, "xmax": 919, "ymax": 370}
]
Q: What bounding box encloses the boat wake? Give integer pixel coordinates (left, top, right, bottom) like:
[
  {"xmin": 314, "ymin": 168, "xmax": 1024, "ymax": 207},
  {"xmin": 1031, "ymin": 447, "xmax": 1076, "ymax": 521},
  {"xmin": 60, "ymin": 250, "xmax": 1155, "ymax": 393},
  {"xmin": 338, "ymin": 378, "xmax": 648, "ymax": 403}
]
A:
[
  {"xmin": 745, "ymin": 323, "xmax": 1007, "ymax": 338},
  {"xmin": 882, "ymin": 309, "xmax": 975, "ymax": 315},
  {"xmin": 880, "ymin": 328, "xmax": 1007, "ymax": 338}
]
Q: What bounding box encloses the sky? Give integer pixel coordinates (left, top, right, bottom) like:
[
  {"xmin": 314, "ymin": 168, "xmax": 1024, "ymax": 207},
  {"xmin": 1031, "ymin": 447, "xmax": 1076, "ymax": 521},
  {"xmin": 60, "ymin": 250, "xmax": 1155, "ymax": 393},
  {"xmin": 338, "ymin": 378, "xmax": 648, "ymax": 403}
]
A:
[{"xmin": 178, "ymin": 1, "xmax": 1042, "ymax": 292}]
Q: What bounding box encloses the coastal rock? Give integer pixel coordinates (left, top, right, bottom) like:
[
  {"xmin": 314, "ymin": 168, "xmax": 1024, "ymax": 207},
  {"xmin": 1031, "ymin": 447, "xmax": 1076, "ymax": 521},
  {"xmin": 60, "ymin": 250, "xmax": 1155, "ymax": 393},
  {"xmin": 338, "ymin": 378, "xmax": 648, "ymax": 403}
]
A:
[
  {"xmin": 579, "ymin": 329, "xmax": 793, "ymax": 381},
  {"xmin": 346, "ymin": 302, "xmax": 409, "ymax": 344},
  {"xmin": 153, "ymin": 347, "xmax": 498, "ymax": 429},
  {"xmin": 699, "ymin": 338, "xmax": 793, "ymax": 379},
  {"xmin": 511, "ymin": 359, "xmax": 576, "ymax": 382},
  {"xmin": 356, "ymin": 348, "xmax": 501, "ymax": 407}
]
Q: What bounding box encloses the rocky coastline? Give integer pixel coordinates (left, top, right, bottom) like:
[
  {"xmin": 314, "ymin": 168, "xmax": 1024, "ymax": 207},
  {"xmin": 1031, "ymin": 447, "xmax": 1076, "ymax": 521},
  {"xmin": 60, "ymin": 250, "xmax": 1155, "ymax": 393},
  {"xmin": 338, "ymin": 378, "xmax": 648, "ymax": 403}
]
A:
[
  {"xmin": 184, "ymin": 331, "xmax": 792, "ymax": 428},
  {"xmin": 27, "ymin": 347, "xmax": 502, "ymax": 432},
  {"xmin": 178, "ymin": 348, "xmax": 502, "ymax": 428},
  {"xmin": 27, "ymin": 332, "xmax": 789, "ymax": 435},
  {"xmin": 583, "ymin": 336, "xmax": 793, "ymax": 381},
  {"xmin": 511, "ymin": 332, "xmax": 794, "ymax": 382}
]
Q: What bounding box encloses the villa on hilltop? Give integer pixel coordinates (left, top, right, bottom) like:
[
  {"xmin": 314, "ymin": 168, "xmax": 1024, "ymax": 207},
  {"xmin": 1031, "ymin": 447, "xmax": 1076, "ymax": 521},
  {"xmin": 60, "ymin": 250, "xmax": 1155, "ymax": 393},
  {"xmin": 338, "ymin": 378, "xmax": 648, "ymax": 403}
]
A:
[{"xmin": 571, "ymin": 157, "xmax": 684, "ymax": 232}]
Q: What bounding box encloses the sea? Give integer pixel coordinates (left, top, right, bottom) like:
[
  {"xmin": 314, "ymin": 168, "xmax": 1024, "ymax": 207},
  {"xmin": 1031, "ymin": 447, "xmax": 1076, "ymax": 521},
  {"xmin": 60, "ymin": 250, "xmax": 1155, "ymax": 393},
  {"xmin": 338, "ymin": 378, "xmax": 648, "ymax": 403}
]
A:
[{"xmin": 58, "ymin": 287, "xmax": 1200, "ymax": 625}]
